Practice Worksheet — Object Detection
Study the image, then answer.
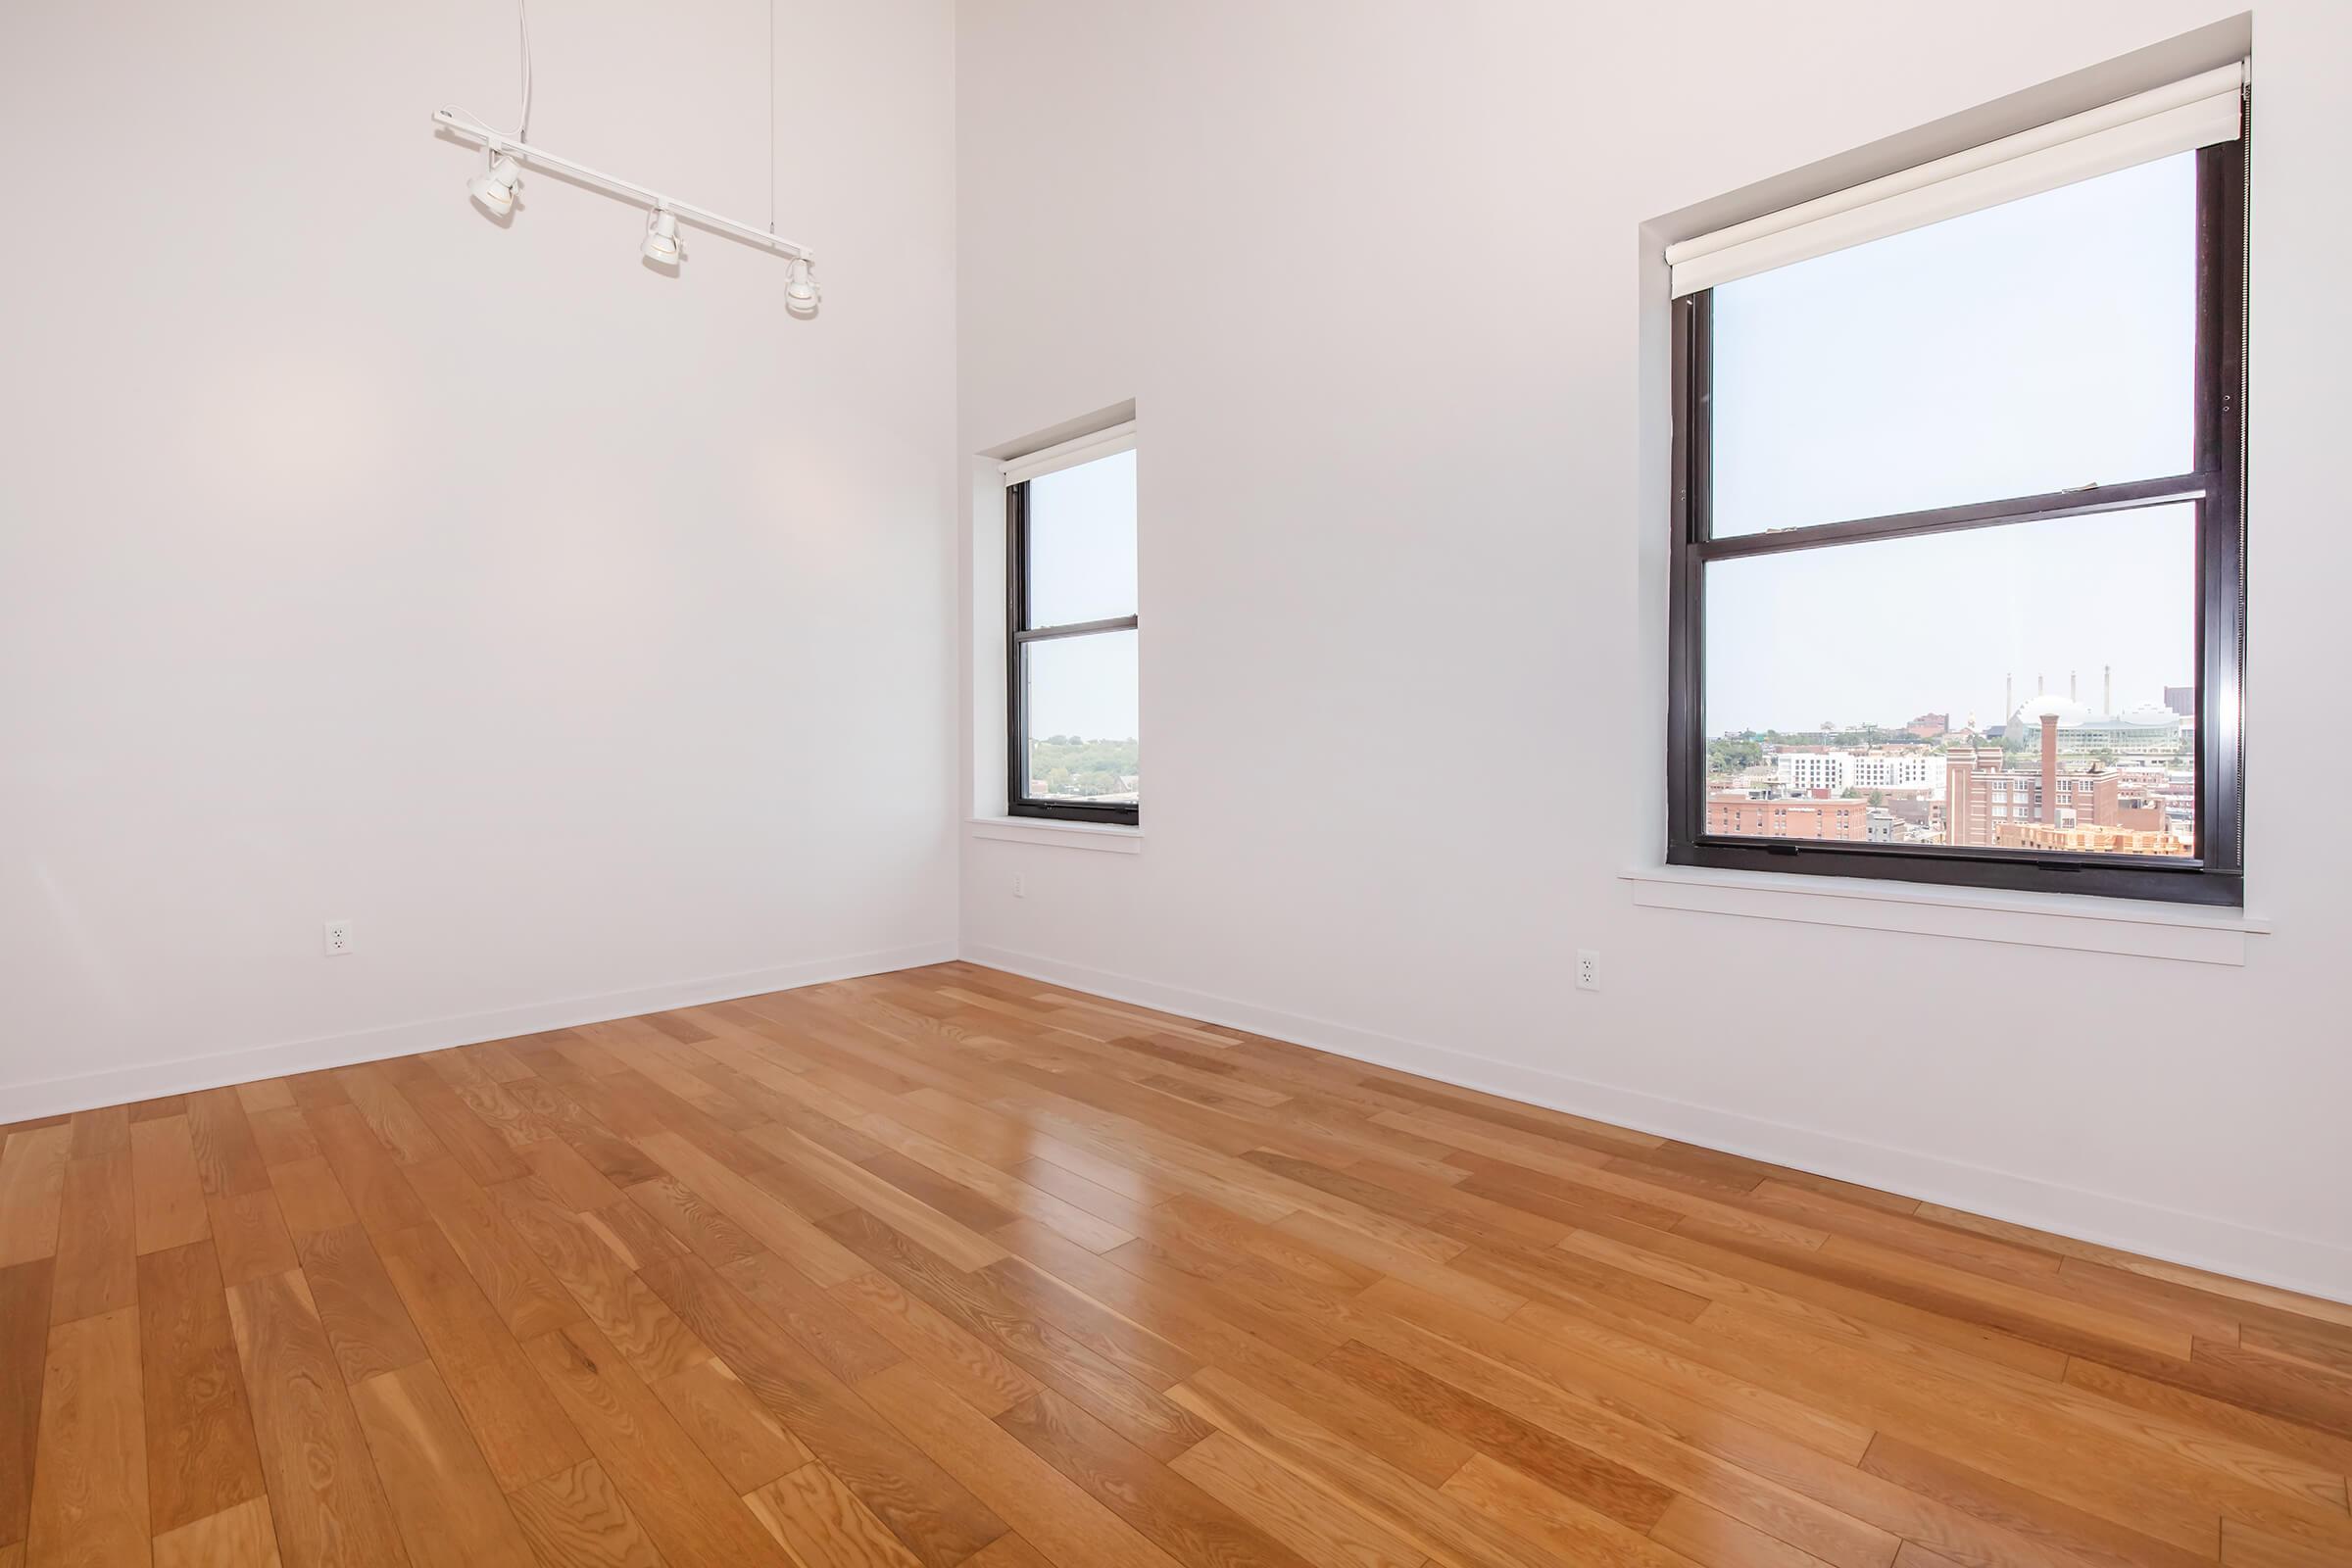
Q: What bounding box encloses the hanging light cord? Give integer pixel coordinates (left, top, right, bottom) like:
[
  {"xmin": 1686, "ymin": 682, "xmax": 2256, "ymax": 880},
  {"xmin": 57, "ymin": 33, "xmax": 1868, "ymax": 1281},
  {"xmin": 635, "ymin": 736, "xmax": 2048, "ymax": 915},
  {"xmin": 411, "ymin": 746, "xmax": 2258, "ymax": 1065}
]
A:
[
  {"xmin": 766, "ymin": 0, "xmax": 776, "ymax": 235},
  {"xmin": 515, "ymin": 0, "xmax": 534, "ymax": 142},
  {"xmin": 449, "ymin": 0, "xmax": 533, "ymax": 160}
]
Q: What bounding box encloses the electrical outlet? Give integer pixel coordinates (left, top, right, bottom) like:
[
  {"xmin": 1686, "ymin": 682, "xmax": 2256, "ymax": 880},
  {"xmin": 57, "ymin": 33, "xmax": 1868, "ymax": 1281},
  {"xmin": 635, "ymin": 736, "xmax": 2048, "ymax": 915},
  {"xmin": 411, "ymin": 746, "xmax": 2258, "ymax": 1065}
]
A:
[
  {"xmin": 1011, "ymin": 873, "xmax": 1026, "ymax": 899},
  {"xmin": 1575, "ymin": 949, "xmax": 1599, "ymax": 992},
  {"xmin": 324, "ymin": 920, "xmax": 354, "ymax": 956}
]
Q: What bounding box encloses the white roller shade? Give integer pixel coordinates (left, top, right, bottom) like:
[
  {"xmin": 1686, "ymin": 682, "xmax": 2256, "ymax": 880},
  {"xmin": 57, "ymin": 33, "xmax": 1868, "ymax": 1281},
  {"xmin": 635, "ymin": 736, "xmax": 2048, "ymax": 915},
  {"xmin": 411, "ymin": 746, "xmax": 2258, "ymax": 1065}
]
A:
[
  {"xmin": 1668, "ymin": 62, "xmax": 2245, "ymax": 298},
  {"xmin": 1001, "ymin": 421, "xmax": 1137, "ymax": 485}
]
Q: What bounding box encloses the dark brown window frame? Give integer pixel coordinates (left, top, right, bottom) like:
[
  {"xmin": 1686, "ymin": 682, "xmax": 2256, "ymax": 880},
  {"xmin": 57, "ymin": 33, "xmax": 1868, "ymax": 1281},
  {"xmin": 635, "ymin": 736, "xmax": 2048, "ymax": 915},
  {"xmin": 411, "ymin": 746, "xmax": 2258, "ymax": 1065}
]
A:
[
  {"xmin": 1004, "ymin": 474, "xmax": 1141, "ymax": 825},
  {"xmin": 1667, "ymin": 128, "xmax": 2247, "ymax": 907}
]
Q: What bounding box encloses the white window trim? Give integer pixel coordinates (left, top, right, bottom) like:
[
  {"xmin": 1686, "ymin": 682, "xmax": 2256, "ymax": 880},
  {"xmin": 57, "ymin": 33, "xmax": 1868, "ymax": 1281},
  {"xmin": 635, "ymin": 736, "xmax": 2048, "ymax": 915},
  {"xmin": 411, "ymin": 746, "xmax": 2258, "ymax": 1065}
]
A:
[
  {"xmin": 1621, "ymin": 863, "xmax": 2269, "ymax": 965},
  {"xmin": 968, "ymin": 816, "xmax": 1143, "ymax": 854}
]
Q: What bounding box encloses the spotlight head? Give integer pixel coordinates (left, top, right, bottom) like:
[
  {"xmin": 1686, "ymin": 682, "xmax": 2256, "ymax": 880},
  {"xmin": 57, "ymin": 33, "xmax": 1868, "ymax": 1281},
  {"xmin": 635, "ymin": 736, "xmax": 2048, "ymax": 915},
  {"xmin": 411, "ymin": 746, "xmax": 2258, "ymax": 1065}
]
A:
[
  {"xmin": 642, "ymin": 208, "xmax": 682, "ymax": 268},
  {"xmin": 467, "ymin": 152, "xmax": 523, "ymax": 217},
  {"xmin": 785, "ymin": 256, "xmax": 820, "ymax": 314}
]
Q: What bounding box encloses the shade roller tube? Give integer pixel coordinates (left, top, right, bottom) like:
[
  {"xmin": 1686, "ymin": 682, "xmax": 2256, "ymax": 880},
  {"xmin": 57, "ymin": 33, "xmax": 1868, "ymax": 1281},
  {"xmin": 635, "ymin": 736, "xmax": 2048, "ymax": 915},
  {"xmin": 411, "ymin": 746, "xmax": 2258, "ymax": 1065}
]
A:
[
  {"xmin": 1001, "ymin": 421, "xmax": 1137, "ymax": 486},
  {"xmin": 1668, "ymin": 61, "xmax": 2244, "ymax": 297}
]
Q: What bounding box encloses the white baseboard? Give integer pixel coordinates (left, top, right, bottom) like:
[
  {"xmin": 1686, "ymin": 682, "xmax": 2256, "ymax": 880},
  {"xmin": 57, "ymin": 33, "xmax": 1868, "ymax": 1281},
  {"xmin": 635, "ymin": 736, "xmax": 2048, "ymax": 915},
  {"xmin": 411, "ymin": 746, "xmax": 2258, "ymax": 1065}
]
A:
[
  {"xmin": 2, "ymin": 940, "xmax": 958, "ymax": 1123},
  {"xmin": 962, "ymin": 942, "xmax": 2352, "ymax": 1307}
]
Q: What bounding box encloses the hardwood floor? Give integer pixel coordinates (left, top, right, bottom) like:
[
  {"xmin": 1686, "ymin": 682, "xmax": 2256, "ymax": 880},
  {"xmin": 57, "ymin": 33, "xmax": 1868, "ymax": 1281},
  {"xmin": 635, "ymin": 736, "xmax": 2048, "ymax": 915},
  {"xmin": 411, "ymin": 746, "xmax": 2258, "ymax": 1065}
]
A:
[{"xmin": 2, "ymin": 961, "xmax": 2348, "ymax": 1567}]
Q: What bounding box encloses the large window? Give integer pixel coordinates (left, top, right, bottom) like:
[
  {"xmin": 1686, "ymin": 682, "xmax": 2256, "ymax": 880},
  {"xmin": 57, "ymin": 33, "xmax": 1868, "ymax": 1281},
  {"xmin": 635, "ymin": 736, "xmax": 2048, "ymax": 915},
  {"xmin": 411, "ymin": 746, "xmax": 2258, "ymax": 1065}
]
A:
[
  {"xmin": 1005, "ymin": 431, "xmax": 1139, "ymax": 823},
  {"xmin": 1667, "ymin": 69, "xmax": 2246, "ymax": 905}
]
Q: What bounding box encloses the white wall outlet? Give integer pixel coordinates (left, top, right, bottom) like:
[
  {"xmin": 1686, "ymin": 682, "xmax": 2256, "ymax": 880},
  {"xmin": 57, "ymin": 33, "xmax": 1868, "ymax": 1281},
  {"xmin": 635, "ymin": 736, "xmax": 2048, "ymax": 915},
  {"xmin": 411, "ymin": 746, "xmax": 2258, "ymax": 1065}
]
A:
[
  {"xmin": 1575, "ymin": 948, "xmax": 1599, "ymax": 992},
  {"xmin": 323, "ymin": 920, "xmax": 354, "ymax": 956},
  {"xmin": 1011, "ymin": 873, "xmax": 1026, "ymax": 899}
]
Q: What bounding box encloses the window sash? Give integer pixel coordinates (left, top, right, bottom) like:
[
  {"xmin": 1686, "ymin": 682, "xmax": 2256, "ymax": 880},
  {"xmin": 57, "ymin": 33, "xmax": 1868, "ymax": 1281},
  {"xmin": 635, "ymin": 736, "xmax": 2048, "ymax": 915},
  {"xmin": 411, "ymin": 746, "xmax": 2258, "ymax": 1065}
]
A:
[
  {"xmin": 1005, "ymin": 476, "xmax": 1140, "ymax": 823},
  {"xmin": 1664, "ymin": 136, "xmax": 2244, "ymax": 906}
]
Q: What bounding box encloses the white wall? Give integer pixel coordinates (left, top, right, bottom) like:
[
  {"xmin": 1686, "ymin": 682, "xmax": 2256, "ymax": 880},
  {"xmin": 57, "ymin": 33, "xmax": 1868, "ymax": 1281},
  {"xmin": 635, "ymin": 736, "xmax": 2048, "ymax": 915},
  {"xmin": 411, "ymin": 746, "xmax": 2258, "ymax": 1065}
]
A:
[
  {"xmin": 0, "ymin": 0, "xmax": 959, "ymax": 1115},
  {"xmin": 955, "ymin": 3, "xmax": 2352, "ymax": 1299}
]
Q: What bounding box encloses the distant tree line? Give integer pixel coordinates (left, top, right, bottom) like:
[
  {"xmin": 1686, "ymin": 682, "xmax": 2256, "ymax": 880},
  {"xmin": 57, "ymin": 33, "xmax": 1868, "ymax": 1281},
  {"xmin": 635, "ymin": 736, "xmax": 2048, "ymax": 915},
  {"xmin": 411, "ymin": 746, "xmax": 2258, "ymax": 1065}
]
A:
[{"xmin": 1029, "ymin": 735, "xmax": 1140, "ymax": 797}]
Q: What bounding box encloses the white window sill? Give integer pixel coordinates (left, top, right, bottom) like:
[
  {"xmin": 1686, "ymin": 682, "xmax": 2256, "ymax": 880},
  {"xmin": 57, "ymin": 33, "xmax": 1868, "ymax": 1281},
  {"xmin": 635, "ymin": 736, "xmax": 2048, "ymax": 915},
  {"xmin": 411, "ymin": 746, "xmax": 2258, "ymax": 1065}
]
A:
[
  {"xmin": 1621, "ymin": 863, "xmax": 2270, "ymax": 965},
  {"xmin": 967, "ymin": 816, "xmax": 1144, "ymax": 854}
]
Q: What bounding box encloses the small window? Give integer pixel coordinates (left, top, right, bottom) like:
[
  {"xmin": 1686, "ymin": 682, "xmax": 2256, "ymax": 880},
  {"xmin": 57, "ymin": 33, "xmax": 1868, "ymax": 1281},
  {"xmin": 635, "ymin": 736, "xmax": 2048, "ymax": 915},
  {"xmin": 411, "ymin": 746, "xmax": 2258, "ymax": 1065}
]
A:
[
  {"xmin": 1005, "ymin": 432, "xmax": 1139, "ymax": 823},
  {"xmin": 1667, "ymin": 67, "xmax": 2247, "ymax": 906}
]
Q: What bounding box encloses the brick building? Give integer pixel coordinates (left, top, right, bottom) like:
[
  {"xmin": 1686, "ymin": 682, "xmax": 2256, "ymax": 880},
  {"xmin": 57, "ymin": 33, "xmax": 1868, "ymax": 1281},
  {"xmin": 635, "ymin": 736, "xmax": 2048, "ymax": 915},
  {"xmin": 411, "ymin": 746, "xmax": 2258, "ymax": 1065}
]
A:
[
  {"xmin": 1705, "ymin": 795, "xmax": 1872, "ymax": 841},
  {"xmin": 1943, "ymin": 710, "xmax": 2185, "ymax": 855}
]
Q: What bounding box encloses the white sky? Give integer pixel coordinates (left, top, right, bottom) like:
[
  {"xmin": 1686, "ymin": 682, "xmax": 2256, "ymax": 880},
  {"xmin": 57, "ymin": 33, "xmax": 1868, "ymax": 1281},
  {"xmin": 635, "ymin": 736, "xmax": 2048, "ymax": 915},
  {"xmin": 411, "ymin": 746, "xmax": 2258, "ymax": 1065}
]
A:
[{"xmin": 1705, "ymin": 152, "xmax": 2198, "ymax": 735}]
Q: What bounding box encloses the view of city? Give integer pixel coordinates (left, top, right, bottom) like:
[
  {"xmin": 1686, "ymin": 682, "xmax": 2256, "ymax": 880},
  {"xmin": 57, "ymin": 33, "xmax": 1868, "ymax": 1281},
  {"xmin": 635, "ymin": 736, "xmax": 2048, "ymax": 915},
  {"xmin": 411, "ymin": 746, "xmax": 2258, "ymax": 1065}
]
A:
[{"xmin": 1705, "ymin": 677, "xmax": 2195, "ymax": 857}]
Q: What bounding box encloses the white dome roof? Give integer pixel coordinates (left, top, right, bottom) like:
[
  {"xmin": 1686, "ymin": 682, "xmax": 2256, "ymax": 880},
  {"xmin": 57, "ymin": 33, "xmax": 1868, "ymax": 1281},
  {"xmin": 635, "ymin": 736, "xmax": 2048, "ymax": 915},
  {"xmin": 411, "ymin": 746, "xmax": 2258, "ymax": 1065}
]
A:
[{"xmin": 2013, "ymin": 695, "xmax": 2088, "ymax": 727}]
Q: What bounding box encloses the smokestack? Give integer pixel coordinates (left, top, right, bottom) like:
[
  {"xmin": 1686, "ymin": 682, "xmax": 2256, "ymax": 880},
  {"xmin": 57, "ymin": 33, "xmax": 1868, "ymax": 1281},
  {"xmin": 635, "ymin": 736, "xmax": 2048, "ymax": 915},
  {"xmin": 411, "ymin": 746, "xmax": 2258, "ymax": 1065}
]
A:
[
  {"xmin": 2070, "ymin": 670, "xmax": 2078, "ymax": 703},
  {"xmin": 2005, "ymin": 674, "xmax": 2013, "ymax": 723},
  {"xmin": 2036, "ymin": 672, "xmax": 2045, "ymax": 696},
  {"xmin": 2041, "ymin": 713, "xmax": 2060, "ymax": 830},
  {"xmin": 2104, "ymin": 664, "xmax": 2112, "ymax": 713},
  {"xmin": 1946, "ymin": 750, "xmax": 1968, "ymax": 847}
]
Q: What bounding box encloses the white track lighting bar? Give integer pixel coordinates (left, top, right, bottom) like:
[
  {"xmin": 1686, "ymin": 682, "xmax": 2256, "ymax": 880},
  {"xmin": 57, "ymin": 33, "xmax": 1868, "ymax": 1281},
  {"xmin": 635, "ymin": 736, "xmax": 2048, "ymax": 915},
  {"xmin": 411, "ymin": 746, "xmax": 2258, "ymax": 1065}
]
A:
[{"xmin": 431, "ymin": 107, "xmax": 814, "ymax": 265}]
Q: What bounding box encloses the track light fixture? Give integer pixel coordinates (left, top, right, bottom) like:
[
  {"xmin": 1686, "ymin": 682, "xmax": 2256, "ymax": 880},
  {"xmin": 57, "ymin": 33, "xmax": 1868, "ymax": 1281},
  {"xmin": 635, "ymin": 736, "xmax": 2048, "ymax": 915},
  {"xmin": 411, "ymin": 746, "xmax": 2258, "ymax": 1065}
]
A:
[
  {"xmin": 466, "ymin": 151, "xmax": 523, "ymax": 217},
  {"xmin": 434, "ymin": 110, "xmax": 815, "ymax": 305},
  {"xmin": 785, "ymin": 256, "xmax": 820, "ymax": 314},
  {"xmin": 642, "ymin": 208, "xmax": 682, "ymax": 269},
  {"xmin": 434, "ymin": 0, "xmax": 817, "ymax": 303}
]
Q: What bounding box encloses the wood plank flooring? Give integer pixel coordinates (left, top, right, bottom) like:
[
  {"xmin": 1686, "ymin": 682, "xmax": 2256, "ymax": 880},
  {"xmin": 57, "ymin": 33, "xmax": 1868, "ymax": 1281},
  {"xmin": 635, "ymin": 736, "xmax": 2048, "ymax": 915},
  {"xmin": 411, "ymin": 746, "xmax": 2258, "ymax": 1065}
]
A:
[{"xmin": 2, "ymin": 961, "xmax": 2348, "ymax": 1567}]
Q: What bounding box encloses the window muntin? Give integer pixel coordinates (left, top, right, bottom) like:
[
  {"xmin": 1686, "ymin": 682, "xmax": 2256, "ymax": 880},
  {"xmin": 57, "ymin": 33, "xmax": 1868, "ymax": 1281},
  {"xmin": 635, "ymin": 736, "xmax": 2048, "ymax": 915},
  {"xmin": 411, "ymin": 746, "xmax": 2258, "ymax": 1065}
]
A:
[
  {"xmin": 1668, "ymin": 123, "xmax": 2244, "ymax": 906},
  {"xmin": 1007, "ymin": 443, "xmax": 1139, "ymax": 823}
]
